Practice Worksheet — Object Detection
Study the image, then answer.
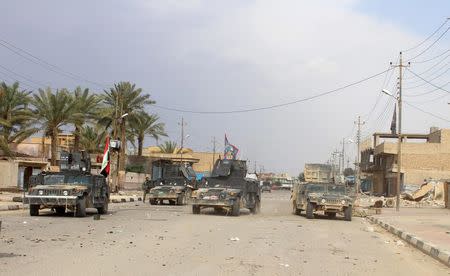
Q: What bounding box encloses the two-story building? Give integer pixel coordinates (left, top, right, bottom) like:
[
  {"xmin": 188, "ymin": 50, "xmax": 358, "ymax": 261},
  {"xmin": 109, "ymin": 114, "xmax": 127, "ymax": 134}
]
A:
[{"xmin": 361, "ymin": 128, "xmax": 450, "ymax": 196}]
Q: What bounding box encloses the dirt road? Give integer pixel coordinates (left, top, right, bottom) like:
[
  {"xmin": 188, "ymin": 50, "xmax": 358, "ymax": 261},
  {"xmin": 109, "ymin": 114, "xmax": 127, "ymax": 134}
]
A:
[{"xmin": 0, "ymin": 191, "xmax": 448, "ymax": 275}]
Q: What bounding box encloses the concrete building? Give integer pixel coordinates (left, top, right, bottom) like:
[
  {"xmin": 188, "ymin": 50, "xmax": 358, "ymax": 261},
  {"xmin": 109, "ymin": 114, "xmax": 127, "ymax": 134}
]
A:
[
  {"xmin": 304, "ymin": 164, "xmax": 332, "ymax": 183},
  {"xmin": 361, "ymin": 128, "xmax": 450, "ymax": 196},
  {"xmin": 0, "ymin": 153, "xmax": 49, "ymax": 191}
]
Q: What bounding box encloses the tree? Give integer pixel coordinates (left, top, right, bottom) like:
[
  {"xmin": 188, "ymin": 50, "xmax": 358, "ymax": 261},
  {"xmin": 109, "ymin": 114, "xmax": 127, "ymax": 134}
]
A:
[
  {"xmin": 129, "ymin": 111, "xmax": 167, "ymax": 156},
  {"xmin": 298, "ymin": 172, "xmax": 305, "ymax": 182},
  {"xmin": 158, "ymin": 141, "xmax": 178, "ymax": 154},
  {"xmin": 79, "ymin": 125, "xmax": 106, "ymax": 154},
  {"xmin": 343, "ymin": 167, "xmax": 355, "ymax": 177},
  {"xmin": 72, "ymin": 87, "xmax": 101, "ymax": 151},
  {"xmin": 0, "ymin": 82, "xmax": 37, "ymax": 156},
  {"xmin": 100, "ymin": 82, "xmax": 155, "ymax": 170},
  {"xmin": 33, "ymin": 88, "xmax": 79, "ymax": 165}
]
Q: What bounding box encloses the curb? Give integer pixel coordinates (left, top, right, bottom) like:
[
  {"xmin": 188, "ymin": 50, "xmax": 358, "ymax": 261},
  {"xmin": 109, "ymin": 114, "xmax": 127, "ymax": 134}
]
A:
[
  {"xmin": 367, "ymin": 216, "xmax": 450, "ymax": 268},
  {"xmin": 0, "ymin": 204, "xmax": 26, "ymax": 211}
]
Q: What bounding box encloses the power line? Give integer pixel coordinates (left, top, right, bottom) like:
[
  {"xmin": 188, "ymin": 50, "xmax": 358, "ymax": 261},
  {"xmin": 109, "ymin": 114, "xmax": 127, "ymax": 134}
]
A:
[
  {"xmin": 0, "ymin": 39, "xmax": 108, "ymax": 89},
  {"xmin": 403, "ymin": 18, "xmax": 449, "ymax": 52},
  {"xmin": 406, "ymin": 68, "xmax": 450, "ymax": 94},
  {"xmin": 404, "ymin": 101, "xmax": 450, "ymax": 122},
  {"xmin": 0, "ymin": 64, "xmax": 51, "ymax": 88},
  {"xmin": 413, "ymin": 48, "xmax": 450, "ymax": 64},
  {"xmin": 404, "ymin": 53, "xmax": 450, "ymax": 84},
  {"xmin": 407, "ymin": 26, "xmax": 450, "ymax": 61},
  {"xmin": 153, "ymin": 68, "xmax": 392, "ymax": 114},
  {"xmin": 404, "ymin": 80, "xmax": 450, "ymax": 97}
]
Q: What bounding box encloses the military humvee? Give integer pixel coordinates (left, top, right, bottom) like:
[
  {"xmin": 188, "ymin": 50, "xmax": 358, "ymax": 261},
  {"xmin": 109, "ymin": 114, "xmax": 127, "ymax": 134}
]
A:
[
  {"xmin": 191, "ymin": 159, "xmax": 261, "ymax": 216},
  {"xmin": 292, "ymin": 182, "xmax": 353, "ymax": 221},
  {"xmin": 24, "ymin": 151, "xmax": 109, "ymax": 217},
  {"xmin": 144, "ymin": 160, "xmax": 197, "ymax": 205}
]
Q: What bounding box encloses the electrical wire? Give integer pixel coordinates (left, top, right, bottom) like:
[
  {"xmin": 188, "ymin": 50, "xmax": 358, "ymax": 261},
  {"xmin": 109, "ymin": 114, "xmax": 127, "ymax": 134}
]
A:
[
  {"xmin": 403, "ymin": 18, "xmax": 449, "ymax": 52},
  {"xmin": 407, "ymin": 26, "xmax": 450, "ymax": 62},
  {"xmin": 153, "ymin": 68, "xmax": 392, "ymax": 114},
  {"xmin": 406, "ymin": 68, "xmax": 450, "ymax": 94},
  {"xmin": 404, "ymin": 53, "xmax": 450, "ymax": 84},
  {"xmin": 404, "ymin": 101, "xmax": 450, "ymax": 122},
  {"xmin": 413, "ymin": 48, "xmax": 450, "ymax": 64},
  {"xmin": 0, "ymin": 39, "xmax": 108, "ymax": 89},
  {"xmin": 404, "ymin": 80, "xmax": 450, "ymax": 97}
]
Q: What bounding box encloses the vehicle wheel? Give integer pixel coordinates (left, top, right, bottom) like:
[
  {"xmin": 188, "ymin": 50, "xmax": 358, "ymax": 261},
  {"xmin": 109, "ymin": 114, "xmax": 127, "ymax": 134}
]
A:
[
  {"xmin": 177, "ymin": 194, "xmax": 185, "ymax": 205},
  {"xmin": 250, "ymin": 198, "xmax": 261, "ymax": 214},
  {"xmin": 306, "ymin": 202, "xmax": 314, "ymax": 219},
  {"xmin": 231, "ymin": 199, "xmax": 240, "ymax": 216},
  {"xmin": 192, "ymin": 205, "xmax": 200, "ymax": 214},
  {"xmin": 75, "ymin": 197, "xmax": 87, "ymax": 217},
  {"xmin": 149, "ymin": 199, "xmax": 157, "ymax": 205},
  {"xmin": 169, "ymin": 200, "xmax": 176, "ymax": 205},
  {"xmin": 344, "ymin": 206, "xmax": 352, "ymax": 221},
  {"xmin": 30, "ymin": 204, "xmax": 39, "ymax": 216},
  {"xmin": 97, "ymin": 199, "xmax": 108, "ymax": 214},
  {"xmin": 55, "ymin": 206, "xmax": 65, "ymax": 216},
  {"xmin": 292, "ymin": 201, "xmax": 301, "ymax": 215},
  {"xmin": 327, "ymin": 212, "xmax": 336, "ymax": 219}
]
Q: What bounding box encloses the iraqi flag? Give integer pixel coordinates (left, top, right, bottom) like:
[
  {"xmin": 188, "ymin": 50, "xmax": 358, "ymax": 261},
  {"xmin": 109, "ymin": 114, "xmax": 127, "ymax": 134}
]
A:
[
  {"xmin": 224, "ymin": 134, "xmax": 239, "ymax": 160},
  {"xmin": 100, "ymin": 136, "xmax": 110, "ymax": 177}
]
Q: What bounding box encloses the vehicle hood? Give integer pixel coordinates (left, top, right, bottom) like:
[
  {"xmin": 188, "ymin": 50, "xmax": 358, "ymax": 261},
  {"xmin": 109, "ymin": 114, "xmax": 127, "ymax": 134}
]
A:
[
  {"xmin": 150, "ymin": 185, "xmax": 185, "ymax": 193},
  {"xmin": 30, "ymin": 185, "xmax": 88, "ymax": 191},
  {"xmin": 308, "ymin": 192, "xmax": 352, "ymax": 200}
]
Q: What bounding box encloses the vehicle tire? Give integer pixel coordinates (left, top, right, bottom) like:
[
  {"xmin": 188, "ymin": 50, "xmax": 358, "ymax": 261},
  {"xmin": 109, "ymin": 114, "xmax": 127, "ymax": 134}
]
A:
[
  {"xmin": 250, "ymin": 198, "xmax": 261, "ymax": 214},
  {"xmin": 192, "ymin": 205, "xmax": 200, "ymax": 214},
  {"xmin": 292, "ymin": 201, "xmax": 301, "ymax": 215},
  {"xmin": 177, "ymin": 194, "xmax": 185, "ymax": 205},
  {"xmin": 30, "ymin": 204, "xmax": 39, "ymax": 216},
  {"xmin": 55, "ymin": 206, "xmax": 65, "ymax": 216},
  {"xmin": 97, "ymin": 199, "xmax": 108, "ymax": 214},
  {"xmin": 169, "ymin": 200, "xmax": 176, "ymax": 205},
  {"xmin": 231, "ymin": 199, "xmax": 240, "ymax": 216},
  {"xmin": 75, "ymin": 197, "xmax": 87, "ymax": 217},
  {"xmin": 306, "ymin": 202, "xmax": 314, "ymax": 219},
  {"xmin": 327, "ymin": 212, "xmax": 336, "ymax": 219},
  {"xmin": 344, "ymin": 206, "xmax": 352, "ymax": 221},
  {"xmin": 149, "ymin": 199, "xmax": 157, "ymax": 205}
]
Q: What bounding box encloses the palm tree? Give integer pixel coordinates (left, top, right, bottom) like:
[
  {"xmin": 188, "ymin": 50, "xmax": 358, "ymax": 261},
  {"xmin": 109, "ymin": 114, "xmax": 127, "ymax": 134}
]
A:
[
  {"xmin": 79, "ymin": 125, "xmax": 106, "ymax": 154},
  {"xmin": 129, "ymin": 111, "xmax": 167, "ymax": 156},
  {"xmin": 100, "ymin": 82, "xmax": 155, "ymax": 170},
  {"xmin": 0, "ymin": 82, "xmax": 37, "ymax": 156},
  {"xmin": 158, "ymin": 141, "xmax": 178, "ymax": 154},
  {"xmin": 32, "ymin": 88, "xmax": 79, "ymax": 165},
  {"xmin": 72, "ymin": 87, "xmax": 101, "ymax": 151}
]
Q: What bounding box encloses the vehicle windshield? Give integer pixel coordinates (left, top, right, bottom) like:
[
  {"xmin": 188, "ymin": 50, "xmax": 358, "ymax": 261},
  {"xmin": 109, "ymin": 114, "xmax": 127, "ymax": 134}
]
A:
[
  {"xmin": 42, "ymin": 175, "xmax": 91, "ymax": 185},
  {"xmin": 327, "ymin": 185, "xmax": 346, "ymax": 195},
  {"xmin": 43, "ymin": 175, "xmax": 65, "ymax": 185},
  {"xmin": 307, "ymin": 184, "xmax": 325, "ymax": 193}
]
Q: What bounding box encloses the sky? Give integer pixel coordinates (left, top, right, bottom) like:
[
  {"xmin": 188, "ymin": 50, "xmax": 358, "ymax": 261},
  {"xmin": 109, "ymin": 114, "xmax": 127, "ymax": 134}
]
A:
[{"xmin": 1, "ymin": 0, "xmax": 449, "ymax": 175}]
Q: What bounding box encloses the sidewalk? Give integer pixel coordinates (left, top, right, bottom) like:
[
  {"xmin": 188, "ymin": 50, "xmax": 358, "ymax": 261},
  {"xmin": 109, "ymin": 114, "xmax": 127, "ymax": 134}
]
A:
[{"xmin": 368, "ymin": 207, "xmax": 450, "ymax": 267}]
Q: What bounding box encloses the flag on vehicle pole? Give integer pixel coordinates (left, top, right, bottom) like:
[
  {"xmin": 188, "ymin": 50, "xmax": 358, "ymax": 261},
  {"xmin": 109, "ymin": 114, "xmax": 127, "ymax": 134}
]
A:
[
  {"xmin": 224, "ymin": 134, "xmax": 239, "ymax": 160},
  {"xmin": 100, "ymin": 136, "xmax": 110, "ymax": 177}
]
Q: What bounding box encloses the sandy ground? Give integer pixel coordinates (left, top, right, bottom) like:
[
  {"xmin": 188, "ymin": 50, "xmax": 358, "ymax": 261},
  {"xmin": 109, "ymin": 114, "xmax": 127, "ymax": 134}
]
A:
[{"xmin": 0, "ymin": 190, "xmax": 448, "ymax": 276}]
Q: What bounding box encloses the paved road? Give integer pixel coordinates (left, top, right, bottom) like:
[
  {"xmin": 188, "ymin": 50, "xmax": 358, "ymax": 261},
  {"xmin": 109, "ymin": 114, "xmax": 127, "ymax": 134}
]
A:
[{"xmin": 0, "ymin": 191, "xmax": 448, "ymax": 276}]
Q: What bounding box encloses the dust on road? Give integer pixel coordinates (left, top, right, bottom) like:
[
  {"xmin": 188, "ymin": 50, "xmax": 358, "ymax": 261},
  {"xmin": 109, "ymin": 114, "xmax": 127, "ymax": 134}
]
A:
[{"xmin": 0, "ymin": 191, "xmax": 448, "ymax": 276}]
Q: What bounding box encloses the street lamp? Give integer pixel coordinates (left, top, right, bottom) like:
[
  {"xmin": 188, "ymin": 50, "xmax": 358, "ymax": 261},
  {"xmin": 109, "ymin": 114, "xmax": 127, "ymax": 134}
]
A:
[{"xmin": 381, "ymin": 87, "xmax": 402, "ymax": 212}]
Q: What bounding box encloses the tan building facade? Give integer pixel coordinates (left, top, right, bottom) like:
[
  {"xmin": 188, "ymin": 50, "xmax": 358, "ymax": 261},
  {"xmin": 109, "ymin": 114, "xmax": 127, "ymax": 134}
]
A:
[{"xmin": 361, "ymin": 128, "xmax": 450, "ymax": 196}]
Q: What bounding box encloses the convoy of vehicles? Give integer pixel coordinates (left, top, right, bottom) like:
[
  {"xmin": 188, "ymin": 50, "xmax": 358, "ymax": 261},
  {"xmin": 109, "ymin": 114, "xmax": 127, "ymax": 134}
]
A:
[
  {"xmin": 190, "ymin": 159, "xmax": 261, "ymax": 216},
  {"xmin": 291, "ymin": 182, "xmax": 354, "ymax": 221},
  {"xmin": 24, "ymin": 151, "xmax": 109, "ymax": 217}
]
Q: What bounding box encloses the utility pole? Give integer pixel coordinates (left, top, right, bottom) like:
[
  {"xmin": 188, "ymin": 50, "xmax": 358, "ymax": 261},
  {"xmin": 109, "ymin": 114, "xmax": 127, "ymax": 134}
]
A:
[
  {"xmin": 341, "ymin": 138, "xmax": 345, "ymax": 174},
  {"xmin": 355, "ymin": 115, "xmax": 365, "ymax": 195},
  {"xmin": 390, "ymin": 51, "xmax": 408, "ymax": 211},
  {"xmin": 211, "ymin": 136, "xmax": 216, "ymax": 171},
  {"xmin": 179, "ymin": 117, "xmax": 186, "ymax": 165}
]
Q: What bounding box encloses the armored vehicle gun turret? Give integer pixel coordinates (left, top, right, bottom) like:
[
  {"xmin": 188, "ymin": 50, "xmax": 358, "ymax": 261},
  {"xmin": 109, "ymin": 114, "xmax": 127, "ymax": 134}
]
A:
[
  {"xmin": 24, "ymin": 151, "xmax": 109, "ymax": 217},
  {"xmin": 191, "ymin": 159, "xmax": 261, "ymax": 216}
]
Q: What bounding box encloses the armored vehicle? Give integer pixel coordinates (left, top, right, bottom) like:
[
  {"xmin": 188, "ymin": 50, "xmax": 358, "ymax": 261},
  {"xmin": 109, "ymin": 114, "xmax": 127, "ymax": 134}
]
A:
[
  {"xmin": 261, "ymin": 181, "xmax": 272, "ymax": 193},
  {"xmin": 143, "ymin": 160, "xmax": 197, "ymax": 205},
  {"xmin": 292, "ymin": 182, "xmax": 353, "ymax": 221},
  {"xmin": 24, "ymin": 151, "xmax": 109, "ymax": 217},
  {"xmin": 191, "ymin": 159, "xmax": 261, "ymax": 216}
]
